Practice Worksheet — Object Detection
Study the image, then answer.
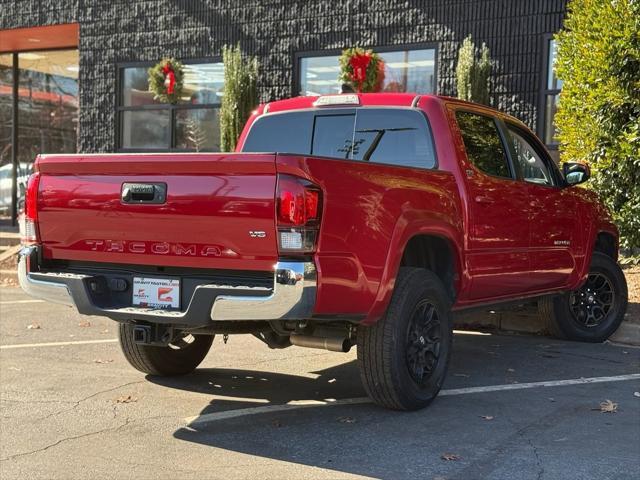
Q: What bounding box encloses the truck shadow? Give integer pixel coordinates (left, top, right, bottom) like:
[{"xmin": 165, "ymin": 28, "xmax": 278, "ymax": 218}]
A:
[
  {"xmin": 148, "ymin": 332, "xmax": 636, "ymax": 479},
  {"xmin": 149, "ymin": 360, "xmax": 365, "ymax": 413}
]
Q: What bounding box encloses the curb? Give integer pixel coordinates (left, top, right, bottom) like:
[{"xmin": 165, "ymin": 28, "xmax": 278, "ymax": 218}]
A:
[{"xmin": 609, "ymin": 321, "xmax": 640, "ymax": 347}]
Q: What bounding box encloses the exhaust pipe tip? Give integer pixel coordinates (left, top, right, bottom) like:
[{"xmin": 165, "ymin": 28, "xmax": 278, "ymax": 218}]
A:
[{"xmin": 290, "ymin": 334, "xmax": 351, "ymax": 353}]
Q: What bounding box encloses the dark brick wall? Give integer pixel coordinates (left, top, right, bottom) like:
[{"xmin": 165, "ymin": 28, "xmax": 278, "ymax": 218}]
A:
[{"xmin": 1, "ymin": 0, "xmax": 567, "ymax": 153}]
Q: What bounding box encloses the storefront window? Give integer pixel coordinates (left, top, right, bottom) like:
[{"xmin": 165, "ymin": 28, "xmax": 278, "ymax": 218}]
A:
[
  {"xmin": 0, "ymin": 49, "xmax": 78, "ymax": 220},
  {"xmin": 542, "ymin": 39, "xmax": 562, "ymax": 149},
  {"xmin": 117, "ymin": 61, "xmax": 224, "ymax": 151},
  {"xmin": 298, "ymin": 47, "xmax": 436, "ymax": 96},
  {"xmin": 0, "ymin": 54, "xmax": 14, "ymax": 218},
  {"xmin": 17, "ymin": 50, "xmax": 79, "ymax": 161}
]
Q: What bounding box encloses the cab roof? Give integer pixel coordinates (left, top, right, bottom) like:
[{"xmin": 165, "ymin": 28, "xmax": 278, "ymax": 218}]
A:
[{"xmin": 265, "ymin": 93, "xmax": 427, "ymax": 113}]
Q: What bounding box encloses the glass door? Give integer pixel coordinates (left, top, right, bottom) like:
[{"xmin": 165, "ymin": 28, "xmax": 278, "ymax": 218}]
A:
[{"xmin": 0, "ymin": 49, "xmax": 78, "ymax": 223}]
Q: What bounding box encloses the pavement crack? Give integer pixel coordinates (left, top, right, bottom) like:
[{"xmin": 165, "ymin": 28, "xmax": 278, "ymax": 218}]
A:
[
  {"xmin": 29, "ymin": 380, "xmax": 145, "ymax": 423},
  {"xmin": 0, "ymin": 418, "xmax": 132, "ymax": 462},
  {"xmin": 545, "ymin": 349, "xmax": 625, "ymax": 365},
  {"xmin": 527, "ymin": 437, "xmax": 545, "ymax": 480}
]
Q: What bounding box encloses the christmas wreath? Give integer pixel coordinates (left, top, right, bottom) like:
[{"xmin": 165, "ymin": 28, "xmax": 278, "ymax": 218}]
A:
[
  {"xmin": 148, "ymin": 58, "xmax": 184, "ymax": 104},
  {"xmin": 338, "ymin": 47, "xmax": 385, "ymax": 93}
]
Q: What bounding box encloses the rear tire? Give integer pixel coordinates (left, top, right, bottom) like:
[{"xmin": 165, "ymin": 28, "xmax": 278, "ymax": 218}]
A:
[
  {"xmin": 539, "ymin": 252, "xmax": 628, "ymax": 342},
  {"xmin": 357, "ymin": 267, "xmax": 453, "ymax": 411},
  {"xmin": 118, "ymin": 324, "xmax": 213, "ymax": 376}
]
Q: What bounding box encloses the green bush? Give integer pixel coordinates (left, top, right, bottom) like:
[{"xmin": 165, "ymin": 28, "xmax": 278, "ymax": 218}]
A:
[
  {"xmin": 456, "ymin": 35, "xmax": 492, "ymax": 106},
  {"xmin": 220, "ymin": 44, "xmax": 259, "ymax": 152},
  {"xmin": 555, "ymin": 0, "xmax": 640, "ymax": 254}
]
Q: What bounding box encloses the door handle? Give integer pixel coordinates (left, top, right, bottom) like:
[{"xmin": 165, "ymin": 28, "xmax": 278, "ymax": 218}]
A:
[
  {"xmin": 121, "ymin": 182, "xmax": 167, "ymax": 204},
  {"xmin": 474, "ymin": 195, "xmax": 494, "ymax": 204}
]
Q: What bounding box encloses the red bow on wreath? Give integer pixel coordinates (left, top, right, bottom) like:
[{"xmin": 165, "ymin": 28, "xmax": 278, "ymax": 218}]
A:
[
  {"xmin": 349, "ymin": 53, "xmax": 372, "ymax": 92},
  {"xmin": 162, "ymin": 62, "xmax": 176, "ymax": 95}
]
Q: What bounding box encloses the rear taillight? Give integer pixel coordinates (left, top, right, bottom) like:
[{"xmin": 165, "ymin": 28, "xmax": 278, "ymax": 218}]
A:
[
  {"xmin": 276, "ymin": 174, "xmax": 322, "ymax": 253},
  {"xmin": 21, "ymin": 172, "xmax": 40, "ymax": 244}
]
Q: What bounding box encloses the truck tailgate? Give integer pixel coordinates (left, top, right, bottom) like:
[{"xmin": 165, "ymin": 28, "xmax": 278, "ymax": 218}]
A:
[{"xmin": 35, "ymin": 153, "xmax": 278, "ymax": 271}]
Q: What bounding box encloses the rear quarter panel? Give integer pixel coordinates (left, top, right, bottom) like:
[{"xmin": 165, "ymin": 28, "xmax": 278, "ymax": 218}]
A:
[{"xmin": 276, "ymin": 154, "xmax": 464, "ymax": 321}]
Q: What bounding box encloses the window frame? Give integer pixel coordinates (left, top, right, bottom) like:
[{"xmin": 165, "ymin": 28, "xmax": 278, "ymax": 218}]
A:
[
  {"xmin": 293, "ymin": 42, "xmax": 439, "ymax": 97},
  {"xmin": 241, "ymin": 106, "xmax": 439, "ymax": 171},
  {"xmin": 115, "ymin": 57, "xmax": 222, "ymax": 153},
  {"xmin": 453, "ymin": 108, "xmax": 517, "ymax": 181},
  {"xmin": 502, "ymin": 120, "xmax": 563, "ymax": 188},
  {"xmin": 537, "ymin": 35, "xmax": 561, "ymax": 150}
]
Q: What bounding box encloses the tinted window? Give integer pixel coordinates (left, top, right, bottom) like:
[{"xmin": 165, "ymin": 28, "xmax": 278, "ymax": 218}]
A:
[
  {"xmin": 456, "ymin": 111, "xmax": 511, "ymax": 178},
  {"xmin": 312, "ymin": 114, "xmax": 355, "ymax": 159},
  {"xmin": 352, "ymin": 109, "xmax": 436, "ymax": 168},
  {"xmin": 506, "ymin": 126, "xmax": 556, "ymax": 186},
  {"xmin": 242, "ymin": 111, "xmax": 313, "ymax": 154},
  {"xmin": 242, "ymin": 108, "xmax": 435, "ymax": 169}
]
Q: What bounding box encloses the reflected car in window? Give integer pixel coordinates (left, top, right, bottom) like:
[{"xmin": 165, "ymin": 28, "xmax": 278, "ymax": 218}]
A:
[{"xmin": 0, "ymin": 163, "xmax": 32, "ymax": 215}]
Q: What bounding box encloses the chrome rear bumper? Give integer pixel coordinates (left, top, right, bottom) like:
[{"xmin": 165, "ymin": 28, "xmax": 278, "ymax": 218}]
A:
[{"xmin": 18, "ymin": 246, "xmax": 316, "ymax": 326}]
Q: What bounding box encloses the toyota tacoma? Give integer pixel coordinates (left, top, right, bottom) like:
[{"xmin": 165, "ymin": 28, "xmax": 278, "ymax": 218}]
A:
[{"xmin": 18, "ymin": 93, "xmax": 628, "ymax": 410}]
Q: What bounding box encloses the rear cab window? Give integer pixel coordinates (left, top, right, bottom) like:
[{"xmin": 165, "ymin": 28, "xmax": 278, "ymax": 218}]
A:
[
  {"xmin": 242, "ymin": 108, "xmax": 437, "ymax": 170},
  {"xmin": 455, "ymin": 110, "xmax": 512, "ymax": 179}
]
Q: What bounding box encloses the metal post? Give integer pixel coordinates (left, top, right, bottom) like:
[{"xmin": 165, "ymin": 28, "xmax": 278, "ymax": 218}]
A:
[{"xmin": 11, "ymin": 52, "xmax": 18, "ymax": 226}]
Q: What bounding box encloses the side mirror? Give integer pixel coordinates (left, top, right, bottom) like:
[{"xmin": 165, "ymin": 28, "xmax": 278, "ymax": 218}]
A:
[{"xmin": 563, "ymin": 161, "xmax": 591, "ymax": 186}]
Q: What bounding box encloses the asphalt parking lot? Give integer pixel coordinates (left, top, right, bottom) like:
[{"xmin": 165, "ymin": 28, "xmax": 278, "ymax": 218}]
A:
[{"xmin": 1, "ymin": 285, "xmax": 639, "ymax": 480}]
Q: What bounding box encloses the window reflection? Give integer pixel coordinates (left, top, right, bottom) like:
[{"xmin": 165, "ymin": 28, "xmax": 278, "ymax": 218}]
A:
[
  {"xmin": 299, "ymin": 48, "xmax": 436, "ymax": 96},
  {"xmin": 0, "ymin": 50, "xmax": 78, "ymax": 218},
  {"xmin": 0, "ymin": 54, "xmax": 14, "ymax": 217},
  {"xmin": 17, "ymin": 49, "xmax": 78, "ymax": 163},
  {"xmin": 175, "ymin": 108, "xmax": 221, "ymax": 151},
  {"xmin": 118, "ymin": 61, "xmax": 223, "ymax": 151},
  {"xmin": 120, "ymin": 110, "xmax": 170, "ymax": 149},
  {"xmin": 543, "ymin": 39, "xmax": 562, "ymax": 147}
]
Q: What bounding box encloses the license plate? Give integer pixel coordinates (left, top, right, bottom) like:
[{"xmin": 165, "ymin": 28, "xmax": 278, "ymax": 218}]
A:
[{"xmin": 132, "ymin": 277, "xmax": 180, "ymax": 309}]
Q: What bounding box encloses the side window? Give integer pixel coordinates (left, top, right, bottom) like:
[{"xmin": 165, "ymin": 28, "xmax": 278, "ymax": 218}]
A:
[
  {"xmin": 506, "ymin": 126, "xmax": 555, "ymax": 186},
  {"xmin": 312, "ymin": 114, "xmax": 356, "ymax": 159},
  {"xmin": 455, "ymin": 111, "xmax": 511, "ymax": 179},
  {"xmin": 242, "ymin": 111, "xmax": 313, "ymax": 154},
  {"xmin": 351, "ymin": 109, "xmax": 437, "ymax": 169}
]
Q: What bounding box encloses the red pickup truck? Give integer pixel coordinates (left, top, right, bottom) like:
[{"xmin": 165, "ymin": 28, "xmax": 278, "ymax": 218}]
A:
[{"xmin": 19, "ymin": 93, "xmax": 628, "ymax": 410}]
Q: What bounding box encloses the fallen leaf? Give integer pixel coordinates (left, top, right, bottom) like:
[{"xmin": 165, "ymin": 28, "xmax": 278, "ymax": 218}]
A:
[
  {"xmin": 441, "ymin": 453, "xmax": 461, "ymax": 461},
  {"xmin": 271, "ymin": 419, "xmax": 282, "ymax": 428},
  {"xmin": 597, "ymin": 399, "xmax": 618, "ymax": 413},
  {"xmin": 338, "ymin": 416, "xmax": 356, "ymax": 424},
  {"xmin": 480, "ymin": 415, "xmax": 494, "ymax": 421},
  {"xmin": 94, "ymin": 359, "xmax": 114, "ymax": 364},
  {"xmin": 26, "ymin": 323, "xmax": 41, "ymax": 330},
  {"xmin": 633, "ymin": 392, "xmax": 640, "ymax": 398},
  {"xmin": 115, "ymin": 394, "xmax": 138, "ymax": 404},
  {"xmin": 78, "ymin": 320, "xmax": 91, "ymax": 328}
]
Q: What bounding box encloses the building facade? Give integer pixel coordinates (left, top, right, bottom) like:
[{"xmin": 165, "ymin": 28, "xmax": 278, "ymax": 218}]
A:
[{"xmin": 0, "ymin": 0, "xmax": 567, "ymax": 220}]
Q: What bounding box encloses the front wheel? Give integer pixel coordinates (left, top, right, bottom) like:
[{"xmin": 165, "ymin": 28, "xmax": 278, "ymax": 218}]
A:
[
  {"xmin": 118, "ymin": 324, "xmax": 213, "ymax": 376},
  {"xmin": 357, "ymin": 267, "xmax": 453, "ymax": 411},
  {"xmin": 539, "ymin": 252, "xmax": 628, "ymax": 342}
]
